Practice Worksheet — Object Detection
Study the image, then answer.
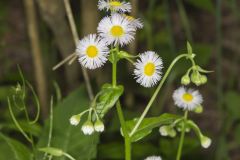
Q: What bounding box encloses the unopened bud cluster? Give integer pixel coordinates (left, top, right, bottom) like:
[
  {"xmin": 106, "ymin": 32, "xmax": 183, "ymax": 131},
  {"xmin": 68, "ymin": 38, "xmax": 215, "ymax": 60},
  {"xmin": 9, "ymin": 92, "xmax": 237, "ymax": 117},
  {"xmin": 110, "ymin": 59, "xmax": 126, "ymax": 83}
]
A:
[
  {"xmin": 181, "ymin": 65, "xmax": 210, "ymax": 86},
  {"xmin": 69, "ymin": 109, "xmax": 105, "ymax": 135}
]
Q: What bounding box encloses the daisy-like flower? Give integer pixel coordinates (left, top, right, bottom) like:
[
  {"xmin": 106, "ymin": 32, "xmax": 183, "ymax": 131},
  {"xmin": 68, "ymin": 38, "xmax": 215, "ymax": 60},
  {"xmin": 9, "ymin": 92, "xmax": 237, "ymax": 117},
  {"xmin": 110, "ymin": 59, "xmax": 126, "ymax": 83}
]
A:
[
  {"xmin": 123, "ymin": 14, "xmax": 143, "ymax": 29},
  {"xmin": 76, "ymin": 34, "xmax": 109, "ymax": 69},
  {"xmin": 134, "ymin": 51, "xmax": 163, "ymax": 87},
  {"xmin": 145, "ymin": 156, "xmax": 162, "ymax": 160},
  {"xmin": 98, "ymin": 0, "xmax": 131, "ymax": 13},
  {"xmin": 97, "ymin": 14, "xmax": 136, "ymax": 46},
  {"xmin": 172, "ymin": 87, "xmax": 203, "ymax": 111}
]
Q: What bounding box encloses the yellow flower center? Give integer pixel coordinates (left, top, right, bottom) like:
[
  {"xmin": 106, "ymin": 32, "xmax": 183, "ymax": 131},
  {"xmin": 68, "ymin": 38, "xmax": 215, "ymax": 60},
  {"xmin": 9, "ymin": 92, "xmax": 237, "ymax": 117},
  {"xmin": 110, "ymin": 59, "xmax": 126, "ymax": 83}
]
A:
[
  {"xmin": 86, "ymin": 45, "xmax": 98, "ymax": 58},
  {"xmin": 109, "ymin": 1, "xmax": 122, "ymax": 7},
  {"xmin": 144, "ymin": 63, "xmax": 155, "ymax": 76},
  {"xmin": 182, "ymin": 93, "xmax": 193, "ymax": 102},
  {"xmin": 111, "ymin": 25, "xmax": 124, "ymax": 37}
]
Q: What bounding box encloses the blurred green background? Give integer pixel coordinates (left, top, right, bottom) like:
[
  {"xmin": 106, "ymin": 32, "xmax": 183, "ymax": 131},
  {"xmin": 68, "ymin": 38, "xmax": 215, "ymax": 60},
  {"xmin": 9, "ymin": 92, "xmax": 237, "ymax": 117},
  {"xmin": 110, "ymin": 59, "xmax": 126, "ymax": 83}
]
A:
[{"xmin": 0, "ymin": 0, "xmax": 240, "ymax": 160}]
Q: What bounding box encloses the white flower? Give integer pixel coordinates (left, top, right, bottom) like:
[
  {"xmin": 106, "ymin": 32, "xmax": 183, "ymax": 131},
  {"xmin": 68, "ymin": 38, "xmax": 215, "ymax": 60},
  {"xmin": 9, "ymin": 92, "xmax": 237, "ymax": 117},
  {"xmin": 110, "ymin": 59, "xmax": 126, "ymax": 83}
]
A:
[
  {"xmin": 133, "ymin": 51, "xmax": 163, "ymax": 87},
  {"xmin": 81, "ymin": 121, "xmax": 94, "ymax": 135},
  {"xmin": 69, "ymin": 114, "xmax": 81, "ymax": 126},
  {"xmin": 97, "ymin": 14, "xmax": 136, "ymax": 46},
  {"xmin": 98, "ymin": 0, "xmax": 131, "ymax": 13},
  {"xmin": 172, "ymin": 87, "xmax": 203, "ymax": 111},
  {"xmin": 76, "ymin": 34, "xmax": 109, "ymax": 69},
  {"xmin": 123, "ymin": 14, "xmax": 143, "ymax": 29},
  {"xmin": 145, "ymin": 156, "xmax": 162, "ymax": 160},
  {"xmin": 94, "ymin": 120, "xmax": 105, "ymax": 132}
]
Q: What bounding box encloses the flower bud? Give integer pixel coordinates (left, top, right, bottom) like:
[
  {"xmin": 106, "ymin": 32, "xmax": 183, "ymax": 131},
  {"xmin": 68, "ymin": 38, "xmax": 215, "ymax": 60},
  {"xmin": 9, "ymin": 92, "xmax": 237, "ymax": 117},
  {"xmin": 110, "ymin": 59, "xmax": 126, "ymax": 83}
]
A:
[
  {"xmin": 200, "ymin": 75, "xmax": 207, "ymax": 84},
  {"xmin": 69, "ymin": 114, "xmax": 81, "ymax": 126},
  {"xmin": 200, "ymin": 135, "xmax": 212, "ymax": 148},
  {"xmin": 81, "ymin": 121, "xmax": 94, "ymax": 135},
  {"xmin": 159, "ymin": 126, "xmax": 168, "ymax": 136},
  {"xmin": 194, "ymin": 105, "xmax": 203, "ymax": 114},
  {"xmin": 94, "ymin": 120, "xmax": 105, "ymax": 132},
  {"xmin": 191, "ymin": 72, "xmax": 202, "ymax": 86},
  {"xmin": 159, "ymin": 125, "xmax": 176, "ymax": 137},
  {"xmin": 181, "ymin": 74, "xmax": 190, "ymax": 85}
]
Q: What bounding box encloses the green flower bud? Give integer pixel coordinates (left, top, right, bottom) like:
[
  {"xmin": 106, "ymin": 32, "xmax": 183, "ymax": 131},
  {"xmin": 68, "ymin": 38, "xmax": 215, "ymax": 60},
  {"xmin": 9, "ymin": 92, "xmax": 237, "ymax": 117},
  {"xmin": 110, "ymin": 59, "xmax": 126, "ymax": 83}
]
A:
[
  {"xmin": 159, "ymin": 125, "xmax": 176, "ymax": 137},
  {"xmin": 200, "ymin": 135, "xmax": 211, "ymax": 148},
  {"xmin": 69, "ymin": 114, "xmax": 81, "ymax": 126},
  {"xmin": 194, "ymin": 105, "xmax": 203, "ymax": 114},
  {"xmin": 191, "ymin": 71, "xmax": 202, "ymax": 86},
  {"xmin": 94, "ymin": 119, "xmax": 105, "ymax": 132},
  {"xmin": 200, "ymin": 75, "xmax": 207, "ymax": 84},
  {"xmin": 82, "ymin": 121, "xmax": 94, "ymax": 135},
  {"xmin": 181, "ymin": 74, "xmax": 191, "ymax": 85}
]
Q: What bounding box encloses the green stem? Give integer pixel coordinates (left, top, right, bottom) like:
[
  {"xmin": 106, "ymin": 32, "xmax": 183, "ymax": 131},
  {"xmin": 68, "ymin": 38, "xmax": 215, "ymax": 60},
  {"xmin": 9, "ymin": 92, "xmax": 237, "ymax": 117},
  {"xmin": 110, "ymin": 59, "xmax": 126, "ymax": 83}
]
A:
[
  {"xmin": 176, "ymin": 111, "xmax": 188, "ymax": 160},
  {"xmin": 112, "ymin": 46, "xmax": 131, "ymax": 160},
  {"xmin": 112, "ymin": 62, "xmax": 117, "ymax": 87},
  {"xmin": 130, "ymin": 54, "xmax": 189, "ymax": 136},
  {"xmin": 63, "ymin": 152, "xmax": 76, "ymax": 160},
  {"xmin": 116, "ymin": 102, "xmax": 131, "ymax": 160}
]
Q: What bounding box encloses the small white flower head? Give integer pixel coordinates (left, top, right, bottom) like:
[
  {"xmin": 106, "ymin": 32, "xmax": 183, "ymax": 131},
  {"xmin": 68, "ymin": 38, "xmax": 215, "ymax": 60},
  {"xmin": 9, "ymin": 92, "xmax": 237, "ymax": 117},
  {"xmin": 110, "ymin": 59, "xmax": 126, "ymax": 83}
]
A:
[
  {"xmin": 200, "ymin": 135, "xmax": 212, "ymax": 148},
  {"xmin": 133, "ymin": 51, "xmax": 163, "ymax": 88},
  {"xmin": 123, "ymin": 14, "xmax": 143, "ymax": 29},
  {"xmin": 97, "ymin": 14, "xmax": 136, "ymax": 46},
  {"xmin": 69, "ymin": 114, "xmax": 81, "ymax": 126},
  {"xmin": 98, "ymin": 0, "xmax": 131, "ymax": 13},
  {"xmin": 76, "ymin": 34, "xmax": 109, "ymax": 69},
  {"xmin": 173, "ymin": 87, "xmax": 203, "ymax": 111},
  {"xmin": 81, "ymin": 121, "xmax": 94, "ymax": 135},
  {"xmin": 94, "ymin": 120, "xmax": 105, "ymax": 132},
  {"xmin": 145, "ymin": 156, "xmax": 162, "ymax": 160}
]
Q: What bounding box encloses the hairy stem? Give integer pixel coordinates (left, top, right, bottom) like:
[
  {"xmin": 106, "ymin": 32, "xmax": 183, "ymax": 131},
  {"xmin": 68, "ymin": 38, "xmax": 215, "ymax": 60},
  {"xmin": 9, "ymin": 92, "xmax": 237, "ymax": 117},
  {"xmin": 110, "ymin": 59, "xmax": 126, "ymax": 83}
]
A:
[
  {"xmin": 130, "ymin": 54, "xmax": 189, "ymax": 136},
  {"xmin": 176, "ymin": 111, "xmax": 188, "ymax": 160},
  {"xmin": 112, "ymin": 47, "xmax": 131, "ymax": 160}
]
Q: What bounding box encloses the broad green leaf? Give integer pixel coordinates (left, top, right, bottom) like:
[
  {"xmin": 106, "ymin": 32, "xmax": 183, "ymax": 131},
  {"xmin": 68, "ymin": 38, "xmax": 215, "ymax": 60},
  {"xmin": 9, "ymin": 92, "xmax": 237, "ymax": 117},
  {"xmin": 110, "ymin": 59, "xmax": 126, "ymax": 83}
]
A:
[
  {"xmin": 37, "ymin": 87, "xmax": 99, "ymax": 160},
  {"xmin": 0, "ymin": 133, "xmax": 31, "ymax": 160},
  {"xmin": 125, "ymin": 113, "xmax": 179, "ymax": 142},
  {"xmin": 96, "ymin": 84, "xmax": 124, "ymax": 118}
]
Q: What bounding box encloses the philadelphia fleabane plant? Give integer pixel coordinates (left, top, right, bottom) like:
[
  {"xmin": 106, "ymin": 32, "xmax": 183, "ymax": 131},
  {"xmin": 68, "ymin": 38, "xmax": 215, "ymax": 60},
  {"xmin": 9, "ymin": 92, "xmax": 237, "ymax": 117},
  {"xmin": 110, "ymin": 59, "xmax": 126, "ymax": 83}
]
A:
[{"xmin": 60, "ymin": 1, "xmax": 212, "ymax": 160}]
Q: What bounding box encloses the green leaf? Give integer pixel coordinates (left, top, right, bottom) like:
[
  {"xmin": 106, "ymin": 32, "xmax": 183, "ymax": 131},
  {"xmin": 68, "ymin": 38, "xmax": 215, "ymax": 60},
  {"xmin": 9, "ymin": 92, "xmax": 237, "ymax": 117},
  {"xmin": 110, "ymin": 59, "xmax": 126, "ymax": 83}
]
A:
[
  {"xmin": 96, "ymin": 84, "xmax": 124, "ymax": 118},
  {"xmin": 125, "ymin": 113, "xmax": 179, "ymax": 142},
  {"xmin": 0, "ymin": 133, "xmax": 31, "ymax": 160},
  {"xmin": 37, "ymin": 86, "xmax": 99, "ymax": 160}
]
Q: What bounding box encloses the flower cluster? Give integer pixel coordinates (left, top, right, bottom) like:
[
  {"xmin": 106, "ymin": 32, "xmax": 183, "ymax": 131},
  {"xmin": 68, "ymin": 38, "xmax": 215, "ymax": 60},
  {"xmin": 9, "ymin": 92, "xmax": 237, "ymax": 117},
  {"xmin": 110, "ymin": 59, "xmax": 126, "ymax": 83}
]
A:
[
  {"xmin": 75, "ymin": 0, "xmax": 163, "ymax": 88},
  {"xmin": 156, "ymin": 44, "xmax": 212, "ymax": 150},
  {"xmin": 69, "ymin": 108, "xmax": 104, "ymax": 135}
]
